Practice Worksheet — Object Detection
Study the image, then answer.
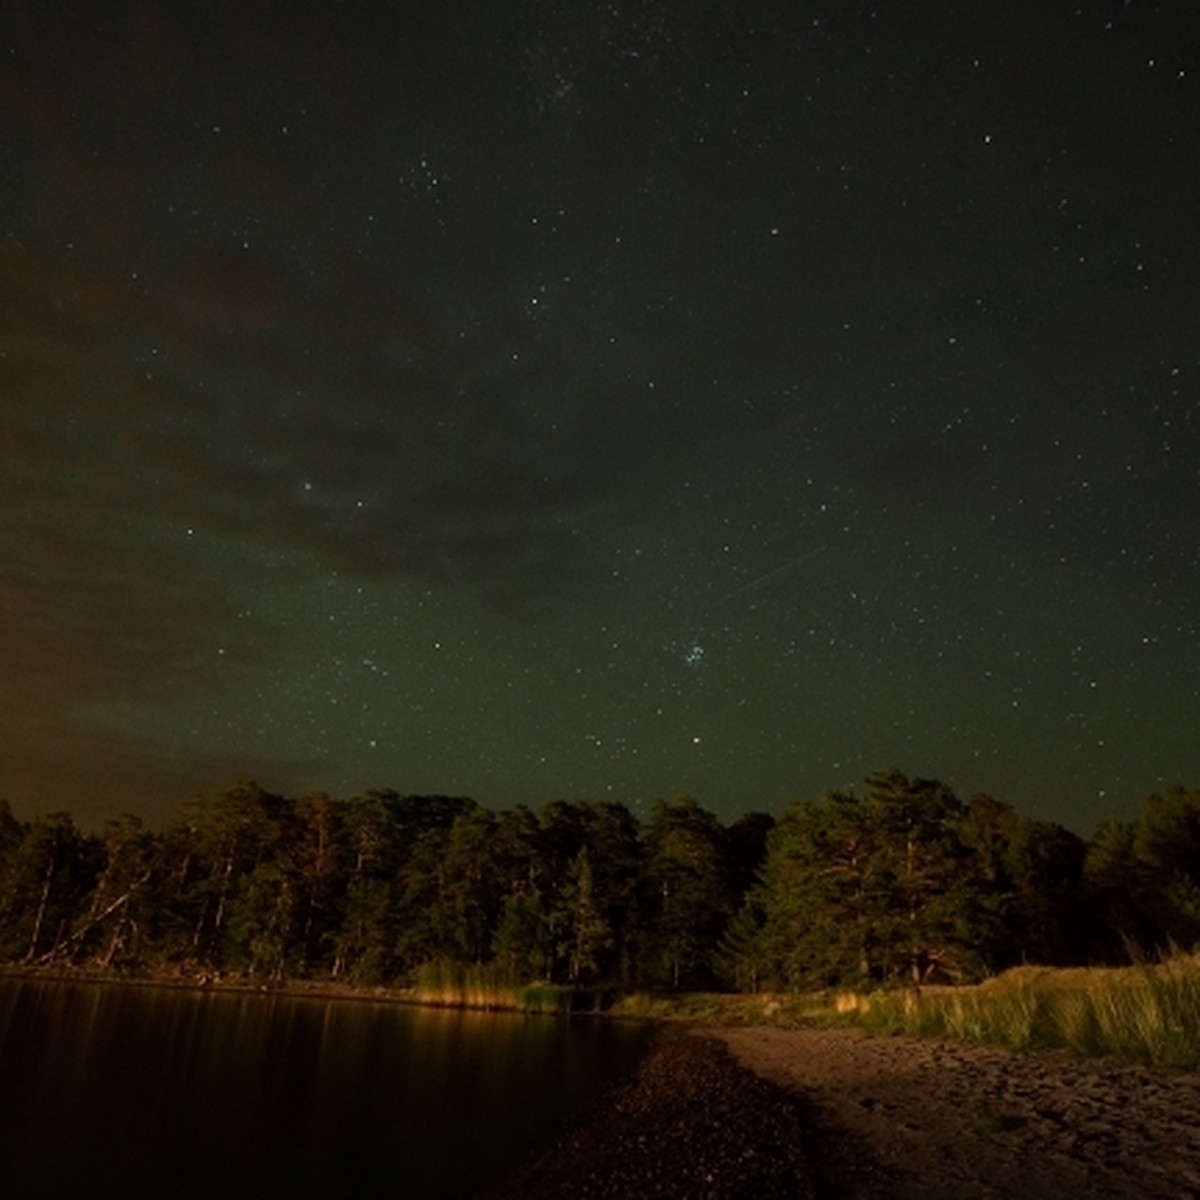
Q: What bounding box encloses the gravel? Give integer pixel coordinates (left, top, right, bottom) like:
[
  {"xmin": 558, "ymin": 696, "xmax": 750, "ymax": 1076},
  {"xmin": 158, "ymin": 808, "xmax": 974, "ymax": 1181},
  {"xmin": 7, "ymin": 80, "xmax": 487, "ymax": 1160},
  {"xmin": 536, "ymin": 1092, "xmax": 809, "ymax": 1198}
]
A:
[{"xmin": 484, "ymin": 1029, "xmax": 829, "ymax": 1199}]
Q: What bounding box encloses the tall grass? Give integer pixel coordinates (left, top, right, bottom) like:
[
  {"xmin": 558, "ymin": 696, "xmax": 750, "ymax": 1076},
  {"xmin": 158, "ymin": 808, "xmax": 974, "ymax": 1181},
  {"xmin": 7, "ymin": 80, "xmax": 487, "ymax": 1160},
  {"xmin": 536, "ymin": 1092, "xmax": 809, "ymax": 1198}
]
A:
[
  {"xmin": 413, "ymin": 960, "xmax": 521, "ymax": 1010},
  {"xmin": 838, "ymin": 954, "xmax": 1200, "ymax": 1068},
  {"xmin": 608, "ymin": 989, "xmax": 835, "ymax": 1026},
  {"xmin": 411, "ymin": 961, "xmax": 608, "ymax": 1014}
]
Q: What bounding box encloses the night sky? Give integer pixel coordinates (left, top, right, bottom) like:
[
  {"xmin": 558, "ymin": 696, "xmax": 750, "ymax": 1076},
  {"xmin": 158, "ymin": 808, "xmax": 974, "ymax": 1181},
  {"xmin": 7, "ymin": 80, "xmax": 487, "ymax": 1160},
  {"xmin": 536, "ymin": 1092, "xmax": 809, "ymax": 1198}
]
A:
[{"xmin": 3, "ymin": 2, "xmax": 1198, "ymax": 832}]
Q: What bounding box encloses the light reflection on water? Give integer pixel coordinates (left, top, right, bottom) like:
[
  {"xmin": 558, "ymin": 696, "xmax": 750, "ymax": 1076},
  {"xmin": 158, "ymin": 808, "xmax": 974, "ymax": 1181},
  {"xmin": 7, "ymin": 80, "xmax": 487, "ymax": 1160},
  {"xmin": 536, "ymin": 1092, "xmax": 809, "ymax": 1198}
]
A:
[{"xmin": 0, "ymin": 978, "xmax": 649, "ymax": 1199}]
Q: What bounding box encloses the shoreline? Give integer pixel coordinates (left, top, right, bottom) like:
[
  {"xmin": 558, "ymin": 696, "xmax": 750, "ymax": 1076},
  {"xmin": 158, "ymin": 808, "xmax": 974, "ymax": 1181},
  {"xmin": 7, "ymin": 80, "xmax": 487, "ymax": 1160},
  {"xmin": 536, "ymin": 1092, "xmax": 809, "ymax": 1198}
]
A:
[
  {"xmin": 0, "ymin": 963, "xmax": 429, "ymax": 1008},
  {"xmin": 484, "ymin": 1027, "xmax": 840, "ymax": 1199},
  {"xmin": 0, "ymin": 963, "xmax": 801, "ymax": 1023},
  {"xmin": 10, "ymin": 967, "xmax": 1200, "ymax": 1196},
  {"xmin": 490, "ymin": 1023, "xmax": 1200, "ymax": 1199}
]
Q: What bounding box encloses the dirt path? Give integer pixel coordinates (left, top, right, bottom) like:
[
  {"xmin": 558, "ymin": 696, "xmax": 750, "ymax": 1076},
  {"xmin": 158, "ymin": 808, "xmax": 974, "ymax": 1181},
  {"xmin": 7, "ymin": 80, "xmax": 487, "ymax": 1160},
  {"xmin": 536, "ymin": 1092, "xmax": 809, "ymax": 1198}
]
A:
[{"xmin": 711, "ymin": 1024, "xmax": 1200, "ymax": 1199}]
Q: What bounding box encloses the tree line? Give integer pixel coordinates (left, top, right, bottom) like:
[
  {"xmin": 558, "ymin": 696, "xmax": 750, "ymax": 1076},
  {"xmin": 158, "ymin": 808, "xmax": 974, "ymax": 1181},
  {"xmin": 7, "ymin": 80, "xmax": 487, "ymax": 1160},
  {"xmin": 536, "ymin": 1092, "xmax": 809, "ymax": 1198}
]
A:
[{"xmin": 1, "ymin": 770, "xmax": 1197, "ymax": 991}]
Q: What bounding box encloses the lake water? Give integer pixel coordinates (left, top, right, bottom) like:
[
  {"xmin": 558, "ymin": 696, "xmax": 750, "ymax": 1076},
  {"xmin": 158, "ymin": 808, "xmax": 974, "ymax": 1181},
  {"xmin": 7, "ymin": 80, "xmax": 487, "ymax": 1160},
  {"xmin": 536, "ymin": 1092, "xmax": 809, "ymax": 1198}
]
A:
[{"xmin": 0, "ymin": 977, "xmax": 650, "ymax": 1199}]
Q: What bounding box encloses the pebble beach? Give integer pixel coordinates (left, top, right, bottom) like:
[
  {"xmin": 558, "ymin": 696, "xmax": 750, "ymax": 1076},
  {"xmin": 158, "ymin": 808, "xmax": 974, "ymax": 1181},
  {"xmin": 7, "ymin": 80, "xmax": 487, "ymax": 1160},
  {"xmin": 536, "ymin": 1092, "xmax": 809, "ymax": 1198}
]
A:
[{"xmin": 490, "ymin": 1023, "xmax": 1200, "ymax": 1198}]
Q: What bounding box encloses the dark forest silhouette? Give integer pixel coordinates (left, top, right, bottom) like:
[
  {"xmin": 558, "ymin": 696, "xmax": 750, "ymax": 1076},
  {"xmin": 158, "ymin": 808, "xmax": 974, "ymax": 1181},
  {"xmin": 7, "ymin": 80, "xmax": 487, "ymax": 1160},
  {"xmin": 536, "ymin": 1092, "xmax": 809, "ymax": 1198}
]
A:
[{"xmin": 2, "ymin": 770, "xmax": 1196, "ymax": 990}]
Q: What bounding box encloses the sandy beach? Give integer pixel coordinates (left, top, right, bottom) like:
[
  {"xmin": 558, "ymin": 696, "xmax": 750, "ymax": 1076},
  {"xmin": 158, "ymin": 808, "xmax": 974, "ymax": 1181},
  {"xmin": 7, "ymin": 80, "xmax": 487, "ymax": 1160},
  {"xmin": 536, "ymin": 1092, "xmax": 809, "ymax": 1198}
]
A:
[{"xmin": 491, "ymin": 1024, "xmax": 1200, "ymax": 1198}]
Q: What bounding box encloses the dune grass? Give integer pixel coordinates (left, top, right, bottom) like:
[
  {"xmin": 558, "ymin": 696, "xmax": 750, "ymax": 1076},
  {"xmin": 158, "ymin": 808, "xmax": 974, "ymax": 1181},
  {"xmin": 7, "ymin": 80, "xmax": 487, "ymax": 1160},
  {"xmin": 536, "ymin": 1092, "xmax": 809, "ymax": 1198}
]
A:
[{"xmin": 835, "ymin": 954, "xmax": 1200, "ymax": 1069}]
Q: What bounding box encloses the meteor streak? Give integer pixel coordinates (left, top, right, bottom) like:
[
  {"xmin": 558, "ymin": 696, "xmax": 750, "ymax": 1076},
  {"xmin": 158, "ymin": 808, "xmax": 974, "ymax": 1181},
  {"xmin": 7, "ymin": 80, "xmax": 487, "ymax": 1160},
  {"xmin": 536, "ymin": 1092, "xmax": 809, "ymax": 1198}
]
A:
[{"xmin": 716, "ymin": 544, "xmax": 828, "ymax": 604}]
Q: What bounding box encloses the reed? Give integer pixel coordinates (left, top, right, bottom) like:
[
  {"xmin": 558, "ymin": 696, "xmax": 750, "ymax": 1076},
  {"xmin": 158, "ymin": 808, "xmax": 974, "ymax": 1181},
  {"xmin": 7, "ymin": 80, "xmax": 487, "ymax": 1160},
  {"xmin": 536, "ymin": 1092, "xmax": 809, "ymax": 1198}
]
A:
[
  {"xmin": 839, "ymin": 953, "xmax": 1200, "ymax": 1068},
  {"xmin": 411, "ymin": 961, "xmax": 612, "ymax": 1014},
  {"xmin": 412, "ymin": 960, "xmax": 523, "ymax": 1010}
]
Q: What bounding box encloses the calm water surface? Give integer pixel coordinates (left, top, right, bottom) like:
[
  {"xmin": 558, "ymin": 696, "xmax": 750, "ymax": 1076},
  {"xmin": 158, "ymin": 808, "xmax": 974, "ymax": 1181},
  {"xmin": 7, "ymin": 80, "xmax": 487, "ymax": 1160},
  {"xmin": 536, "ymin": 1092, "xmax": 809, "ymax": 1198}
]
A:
[{"xmin": 0, "ymin": 977, "xmax": 650, "ymax": 1199}]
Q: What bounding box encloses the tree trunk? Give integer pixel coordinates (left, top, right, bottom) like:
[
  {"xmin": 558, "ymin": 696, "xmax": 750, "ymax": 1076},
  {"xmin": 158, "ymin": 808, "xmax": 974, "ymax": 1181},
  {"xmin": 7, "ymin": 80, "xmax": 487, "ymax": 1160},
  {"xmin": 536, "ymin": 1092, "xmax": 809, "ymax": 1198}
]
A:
[
  {"xmin": 24, "ymin": 856, "xmax": 56, "ymax": 961},
  {"xmin": 212, "ymin": 853, "xmax": 234, "ymax": 938}
]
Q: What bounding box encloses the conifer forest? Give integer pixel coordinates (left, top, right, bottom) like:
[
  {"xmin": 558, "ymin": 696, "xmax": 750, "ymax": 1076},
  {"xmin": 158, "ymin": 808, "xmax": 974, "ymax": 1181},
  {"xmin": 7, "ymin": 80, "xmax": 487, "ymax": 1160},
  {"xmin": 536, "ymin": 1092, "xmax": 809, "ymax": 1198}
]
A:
[{"xmin": 2, "ymin": 771, "xmax": 1197, "ymax": 992}]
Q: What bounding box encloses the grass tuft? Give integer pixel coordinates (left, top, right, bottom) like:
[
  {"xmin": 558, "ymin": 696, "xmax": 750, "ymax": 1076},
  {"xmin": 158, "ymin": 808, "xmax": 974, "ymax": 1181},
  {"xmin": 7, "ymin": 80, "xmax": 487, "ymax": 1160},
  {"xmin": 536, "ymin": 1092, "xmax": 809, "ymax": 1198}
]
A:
[
  {"xmin": 412, "ymin": 960, "xmax": 523, "ymax": 1011},
  {"xmin": 837, "ymin": 953, "xmax": 1200, "ymax": 1068},
  {"xmin": 411, "ymin": 962, "xmax": 615, "ymax": 1014}
]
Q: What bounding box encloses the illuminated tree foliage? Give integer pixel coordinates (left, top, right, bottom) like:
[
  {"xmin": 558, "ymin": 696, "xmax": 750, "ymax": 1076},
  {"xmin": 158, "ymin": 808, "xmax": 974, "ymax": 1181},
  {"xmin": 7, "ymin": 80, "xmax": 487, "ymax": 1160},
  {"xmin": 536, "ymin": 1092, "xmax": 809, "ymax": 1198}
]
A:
[
  {"xmin": 735, "ymin": 774, "xmax": 1089, "ymax": 988},
  {"xmin": 0, "ymin": 773, "xmax": 1193, "ymax": 989}
]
